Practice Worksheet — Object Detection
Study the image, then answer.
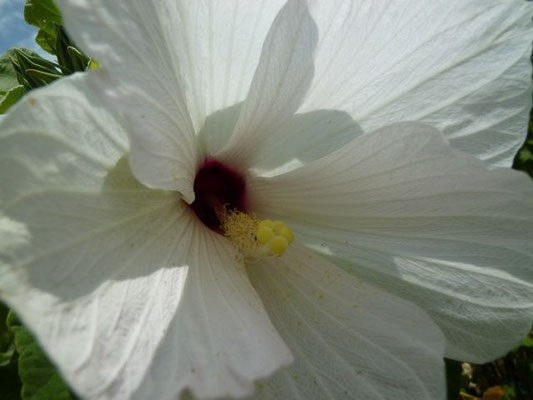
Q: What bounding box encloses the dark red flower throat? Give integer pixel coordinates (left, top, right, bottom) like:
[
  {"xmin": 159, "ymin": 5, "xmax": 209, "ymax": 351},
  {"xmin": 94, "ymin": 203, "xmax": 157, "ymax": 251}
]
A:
[{"xmin": 190, "ymin": 159, "xmax": 247, "ymax": 231}]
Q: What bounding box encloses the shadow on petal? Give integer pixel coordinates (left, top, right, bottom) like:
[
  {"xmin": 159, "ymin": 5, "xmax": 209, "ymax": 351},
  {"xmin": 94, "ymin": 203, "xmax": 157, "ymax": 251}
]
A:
[{"xmin": 199, "ymin": 102, "xmax": 363, "ymax": 176}]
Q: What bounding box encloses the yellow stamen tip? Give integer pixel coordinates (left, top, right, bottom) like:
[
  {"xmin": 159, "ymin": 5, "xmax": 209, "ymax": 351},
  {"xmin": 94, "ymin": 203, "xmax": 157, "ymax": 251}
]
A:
[
  {"xmin": 259, "ymin": 219, "xmax": 274, "ymax": 229},
  {"xmin": 272, "ymin": 220, "xmax": 286, "ymax": 234},
  {"xmin": 269, "ymin": 236, "xmax": 289, "ymax": 255},
  {"xmin": 256, "ymin": 225, "xmax": 274, "ymax": 244},
  {"xmin": 219, "ymin": 209, "xmax": 294, "ymax": 260},
  {"xmin": 279, "ymin": 227, "xmax": 294, "ymax": 243}
]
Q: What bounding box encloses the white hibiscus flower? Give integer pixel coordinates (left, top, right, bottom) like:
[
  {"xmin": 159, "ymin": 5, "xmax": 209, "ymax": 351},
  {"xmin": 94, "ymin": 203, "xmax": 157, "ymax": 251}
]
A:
[{"xmin": 1, "ymin": 0, "xmax": 533, "ymax": 399}]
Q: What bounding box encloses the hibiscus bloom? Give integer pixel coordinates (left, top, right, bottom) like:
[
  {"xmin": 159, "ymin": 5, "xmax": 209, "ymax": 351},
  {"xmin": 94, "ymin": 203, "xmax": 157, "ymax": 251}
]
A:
[{"xmin": 1, "ymin": 0, "xmax": 533, "ymax": 399}]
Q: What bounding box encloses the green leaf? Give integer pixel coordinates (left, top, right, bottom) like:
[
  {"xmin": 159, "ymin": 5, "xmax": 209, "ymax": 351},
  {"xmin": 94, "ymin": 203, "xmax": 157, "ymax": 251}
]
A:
[
  {"xmin": 7, "ymin": 313, "xmax": 75, "ymax": 400},
  {"xmin": 88, "ymin": 59, "xmax": 99, "ymax": 70},
  {"xmin": 521, "ymin": 336, "xmax": 533, "ymax": 348},
  {"xmin": 35, "ymin": 29, "xmax": 56, "ymax": 55},
  {"xmin": 502, "ymin": 384, "xmax": 516, "ymax": 400},
  {"xmin": 0, "ymin": 334, "xmax": 15, "ymax": 367},
  {"xmin": 54, "ymin": 26, "xmax": 91, "ymax": 73},
  {"xmin": 24, "ymin": 0, "xmax": 62, "ymax": 35},
  {"xmin": 518, "ymin": 148, "xmax": 533, "ymax": 163},
  {"xmin": 0, "ymin": 304, "xmax": 15, "ymax": 367},
  {"xmin": 0, "ymin": 303, "xmax": 20, "ymax": 400},
  {"xmin": 10, "ymin": 49, "xmax": 62, "ymax": 90},
  {"xmin": 26, "ymin": 69, "xmax": 62, "ymax": 85},
  {"xmin": 66, "ymin": 47, "xmax": 90, "ymax": 72},
  {"xmin": 0, "ymin": 86, "xmax": 26, "ymax": 114},
  {"xmin": 0, "ymin": 50, "xmax": 21, "ymax": 96},
  {"xmin": 24, "ymin": 0, "xmax": 63, "ymax": 54}
]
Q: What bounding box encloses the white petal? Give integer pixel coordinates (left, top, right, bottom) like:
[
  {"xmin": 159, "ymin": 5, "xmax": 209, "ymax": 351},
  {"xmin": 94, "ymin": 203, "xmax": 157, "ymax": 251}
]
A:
[
  {"xmin": 247, "ymin": 244, "xmax": 446, "ymax": 400},
  {"xmin": 0, "ymin": 75, "xmax": 291, "ymax": 400},
  {"xmin": 249, "ymin": 122, "xmax": 533, "ymax": 362},
  {"xmin": 56, "ymin": 1, "xmax": 292, "ymax": 199},
  {"xmin": 57, "ymin": 0, "xmax": 286, "ymax": 130},
  {"xmin": 134, "ymin": 230, "xmax": 293, "ymax": 400},
  {"xmin": 0, "ymin": 72, "xmax": 128, "ymax": 203},
  {"xmin": 215, "ymin": 0, "xmax": 318, "ymax": 169},
  {"xmin": 55, "ymin": 0, "xmax": 204, "ymax": 199},
  {"xmin": 299, "ymin": 0, "xmax": 533, "ymax": 167},
  {"xmin": 200, "ymin": 92, "xmax": 350, "ymax": 172},
  {"xmin": 251, "ymin": 109, "xmax": 363, "ymax": 176},
  {"xmin": 204, "ymin": 106, "xmax": 363, "ymax": 177}
]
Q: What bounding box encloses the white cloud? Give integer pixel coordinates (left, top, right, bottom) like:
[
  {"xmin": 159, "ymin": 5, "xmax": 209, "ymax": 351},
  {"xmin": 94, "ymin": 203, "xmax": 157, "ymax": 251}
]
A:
[{"xmin": 0, "ymin": 1, "xmax": 45, "ymax": 57}]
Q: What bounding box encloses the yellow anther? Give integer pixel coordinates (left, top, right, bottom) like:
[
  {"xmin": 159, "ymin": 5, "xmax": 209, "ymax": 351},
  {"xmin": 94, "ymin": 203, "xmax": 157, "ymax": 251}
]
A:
[
  {"xmin": 279, "ymin": 227, "xmax": 294, "ymax": 243},
  {"xmin": 219, "ymin": 209, "xmax": 294, "ymax": 261},
  {"xmin": 269, "ymin": 236, "xmax": 289, "ymax": 254},
  {"xmin": 260, "ymin": 220, "xmax": 274, "ymax": 229},
  {"xmin": 256, "ymin": 225, "xmax": 274, "ymax": 244},
  {"xmin": 272, "ymin": 220, "xmax": 286, "ymax": 234}
]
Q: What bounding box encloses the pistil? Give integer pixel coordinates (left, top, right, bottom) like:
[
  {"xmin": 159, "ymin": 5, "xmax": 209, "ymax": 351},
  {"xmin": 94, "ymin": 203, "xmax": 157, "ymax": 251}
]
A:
[
  {"xmin": 191, "ymin": 158, "xmax": 294, "ymax": 260},
  {"xmin": 219, "ymin": 209, "xmax": 294, "ymax": 261}
]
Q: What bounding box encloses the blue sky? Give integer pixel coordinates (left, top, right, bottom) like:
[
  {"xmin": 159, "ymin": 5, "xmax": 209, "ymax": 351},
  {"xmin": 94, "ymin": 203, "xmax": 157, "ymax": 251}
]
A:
[{"xmin": 0, "ymin": 0, "xmax": 43, "ymax": 55}]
